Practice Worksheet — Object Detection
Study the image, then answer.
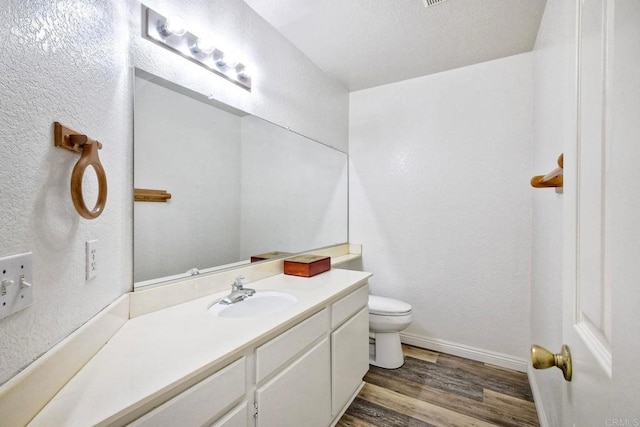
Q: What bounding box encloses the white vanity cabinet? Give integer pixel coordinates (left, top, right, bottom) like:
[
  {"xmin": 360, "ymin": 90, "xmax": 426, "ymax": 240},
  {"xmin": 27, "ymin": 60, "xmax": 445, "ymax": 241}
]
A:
[
  {"xmin": 17, "ymin": 270, "xmax": 374, "ymax": 427},
  {"xmin": 253, "ymin": 284, "xmax": 368, "ymax": 426},
  {"xmin": 129, "ymin": 357, "xmax": 246, "ymax": 427},
  {"xmin": 130, "ymin": 283, "xmax": 369, "ymax": 427}
]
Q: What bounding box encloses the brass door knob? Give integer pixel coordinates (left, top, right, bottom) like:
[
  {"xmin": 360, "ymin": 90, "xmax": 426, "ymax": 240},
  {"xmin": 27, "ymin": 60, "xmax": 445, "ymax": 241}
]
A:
[{"xmin": 530, "ymin": 344, "xmax": 572, "ymax": 382}]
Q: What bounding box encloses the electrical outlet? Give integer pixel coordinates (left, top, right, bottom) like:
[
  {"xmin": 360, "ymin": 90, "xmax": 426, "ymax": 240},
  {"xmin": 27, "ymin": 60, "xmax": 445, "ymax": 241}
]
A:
[{"xmin": 86, "ymin": 240, "xmax": 98, "ymax": 280}]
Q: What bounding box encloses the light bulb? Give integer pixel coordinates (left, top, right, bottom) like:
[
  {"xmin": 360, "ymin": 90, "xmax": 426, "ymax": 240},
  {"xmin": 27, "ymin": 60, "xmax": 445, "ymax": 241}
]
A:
[
  {"xmin": 236, "ymin": 64, "xmax": 251, "ymax": 81},
  {"xmin": 191, "ymin": 37, "xmax": 215, "ymax": 55},
  {"xmin": 159, "ymin": 16, "xmax": 186, "ymax": 37},
  {"xmin": 215, "ymin": 52, "xmax": 239, "ymax": 69},
  {"xmin": 224, "ymin": 56, "xmax": 239, "ymax": 68}
]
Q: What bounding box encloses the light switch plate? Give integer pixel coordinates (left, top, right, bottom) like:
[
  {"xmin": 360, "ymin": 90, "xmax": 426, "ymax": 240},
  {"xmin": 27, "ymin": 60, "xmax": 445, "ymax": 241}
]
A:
[{"xmin": 0, "ymin": 252, "xmax": 33, "ymax": 321}]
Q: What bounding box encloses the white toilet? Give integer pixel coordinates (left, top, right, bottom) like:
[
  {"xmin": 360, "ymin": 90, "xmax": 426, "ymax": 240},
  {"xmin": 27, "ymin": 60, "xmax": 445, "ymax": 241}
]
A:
[{"xmin": 368, "ymin": 295, "xmax": 413, "ymax": 369}]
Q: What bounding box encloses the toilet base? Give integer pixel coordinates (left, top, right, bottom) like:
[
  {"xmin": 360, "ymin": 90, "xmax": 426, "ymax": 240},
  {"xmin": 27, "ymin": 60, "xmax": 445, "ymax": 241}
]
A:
[{"xmin": 369, "ymin": 332, "xmax": 404, "ymax": 369}]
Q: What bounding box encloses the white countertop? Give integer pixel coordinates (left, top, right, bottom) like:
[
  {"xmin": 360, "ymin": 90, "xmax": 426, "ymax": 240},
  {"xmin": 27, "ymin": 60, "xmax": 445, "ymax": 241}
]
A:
[{"xmin": 29, "ymin": 269, "xmax": 371, "ymax": 426}]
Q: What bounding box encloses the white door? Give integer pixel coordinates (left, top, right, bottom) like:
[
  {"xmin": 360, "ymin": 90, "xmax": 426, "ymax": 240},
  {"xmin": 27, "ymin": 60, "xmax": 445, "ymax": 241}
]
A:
[{"xmin": 561, "ymin": 0, "xmax": 640, "ymax": 425}]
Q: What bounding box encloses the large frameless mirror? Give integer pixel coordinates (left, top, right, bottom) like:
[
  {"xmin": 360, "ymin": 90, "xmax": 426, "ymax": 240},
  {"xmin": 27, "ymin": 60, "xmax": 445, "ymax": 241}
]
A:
[{"xmin": 133, "ymin": 70, "xmax": 348, "ymax": 289}]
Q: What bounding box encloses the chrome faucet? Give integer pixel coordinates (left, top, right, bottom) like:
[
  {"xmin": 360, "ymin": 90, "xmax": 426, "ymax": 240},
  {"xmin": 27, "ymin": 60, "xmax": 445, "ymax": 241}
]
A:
[{"xmin": 220, "ymin": 276, "xmax": 255, "ymax": 305}]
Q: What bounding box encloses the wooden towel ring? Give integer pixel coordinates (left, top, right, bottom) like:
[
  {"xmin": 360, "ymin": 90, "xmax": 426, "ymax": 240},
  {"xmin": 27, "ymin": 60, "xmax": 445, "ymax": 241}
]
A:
[
  {"xmin": 54, "ymin": 122, "xmax": 108, "ymax": 219},
  {"xmin": 69, "ymin": 134, "xmax": 108, "ymax": 219}
]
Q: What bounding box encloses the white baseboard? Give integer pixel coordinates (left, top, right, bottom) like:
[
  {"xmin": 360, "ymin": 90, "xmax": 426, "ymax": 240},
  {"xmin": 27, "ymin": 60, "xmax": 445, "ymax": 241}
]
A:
[
  {"xmin": 399, "ymin": 332, "xmax": 528, "ymax": 373},
  {"xmin": 527, "ymin": 365, "xmax": 550, "ymax": 427}
]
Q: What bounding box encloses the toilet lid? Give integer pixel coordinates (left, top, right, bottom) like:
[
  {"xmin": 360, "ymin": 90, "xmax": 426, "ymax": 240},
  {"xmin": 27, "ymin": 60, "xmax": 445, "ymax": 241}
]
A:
[{"xmin": 368, "ymin": 295, "xmax": 412, "ymax": 316}]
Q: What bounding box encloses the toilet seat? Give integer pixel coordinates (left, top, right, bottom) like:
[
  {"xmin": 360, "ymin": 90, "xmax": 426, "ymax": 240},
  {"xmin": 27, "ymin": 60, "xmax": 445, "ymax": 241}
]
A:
[{"xmin": 368, "ymin": 295, "xmax": 412, "ymax": 316}]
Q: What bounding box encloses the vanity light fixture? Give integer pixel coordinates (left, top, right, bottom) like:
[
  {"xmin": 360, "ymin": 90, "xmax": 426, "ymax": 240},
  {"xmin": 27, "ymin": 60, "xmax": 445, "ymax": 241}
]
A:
[{"xmin": 142, "ymin": 5, "xmax": 252, "ymax": 91}]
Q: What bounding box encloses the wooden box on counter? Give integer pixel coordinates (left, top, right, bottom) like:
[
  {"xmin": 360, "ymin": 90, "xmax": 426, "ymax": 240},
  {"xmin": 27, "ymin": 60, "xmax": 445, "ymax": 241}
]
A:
[
  {"xmin": 284, "ymin": 255, "xmax": 331, "ymax": 278},
  {"xmin": 250, "ymin": 251, "xmax": 293, "ymax": 263}
]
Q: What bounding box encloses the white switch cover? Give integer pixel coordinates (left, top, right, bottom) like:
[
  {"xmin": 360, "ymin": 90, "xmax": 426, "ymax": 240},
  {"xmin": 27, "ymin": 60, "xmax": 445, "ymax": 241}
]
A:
[
  {"xmin": 86, "ymin": 240, "xmax": 98, "ymax": 280},
  {"xmin": 0, "ymin": 252, "xmax": 33, "ymax": 321}
]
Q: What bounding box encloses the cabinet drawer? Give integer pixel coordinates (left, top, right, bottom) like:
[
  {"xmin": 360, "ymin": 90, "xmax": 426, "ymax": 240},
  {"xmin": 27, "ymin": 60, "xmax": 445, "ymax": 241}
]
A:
[
  {"xmin": 131, "ymin": 358, "xmax": 246, "ymax": 427},
  {"xmin": 331, "ymin": 284, "xmax": 368, "ymax": 329},
  {"xmin": 256, "ymin": 308, "xmax": 329, "ymax": 383}
]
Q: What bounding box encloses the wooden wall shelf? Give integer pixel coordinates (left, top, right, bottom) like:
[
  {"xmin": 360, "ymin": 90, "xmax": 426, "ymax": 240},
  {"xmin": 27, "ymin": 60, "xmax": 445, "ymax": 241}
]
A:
[{"xmin": 134, "ymin": 188, "xmax": 172, "ymax": 202}]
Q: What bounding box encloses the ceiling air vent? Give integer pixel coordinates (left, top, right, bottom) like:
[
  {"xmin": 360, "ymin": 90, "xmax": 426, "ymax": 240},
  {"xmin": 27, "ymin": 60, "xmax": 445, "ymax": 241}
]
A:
[{"xmin": 422, "ymin": 0, "xmax": 450, "ymax": 7}]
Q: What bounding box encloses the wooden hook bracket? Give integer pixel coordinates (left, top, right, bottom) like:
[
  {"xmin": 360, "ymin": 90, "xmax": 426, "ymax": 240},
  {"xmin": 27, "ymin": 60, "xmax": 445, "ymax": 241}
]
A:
[
  {"xmin": 134, "ymin": 188, "xmax": 172, "ymax": 202},
  {"xmin": 54, "ymin": 122, "xmax": 108, "ymax": 219},
  {"xmin": 531, "ymin": 153, "xmax": 563, "ymax": 191}
]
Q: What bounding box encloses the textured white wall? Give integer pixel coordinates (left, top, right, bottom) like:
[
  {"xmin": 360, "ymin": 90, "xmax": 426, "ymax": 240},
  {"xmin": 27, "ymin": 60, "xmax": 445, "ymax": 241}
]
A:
[
  {"xmin": 529, "ymin": 0, "xmax": 576, "ymax": 424},
  {"xmin": 133, "ymin": 0, "xmax": 349, "ymax": 152},
  {"xmin": 0, "ymin": 1, "xmax": 132, "ymax": 384},
  {"xmin": 349, "ymin": 54, "xmax": 533, "ymax": 359},
  {"xmin": 1, "ymin": 0, "xmax": 349, "ymax": 384},
  {"xmin": 133, "ymin": 76, "xmax": 242, "ymax": 282},
  {"xmin": 239, "ymin": 116, "xmax": 348, "ymax": 258}
]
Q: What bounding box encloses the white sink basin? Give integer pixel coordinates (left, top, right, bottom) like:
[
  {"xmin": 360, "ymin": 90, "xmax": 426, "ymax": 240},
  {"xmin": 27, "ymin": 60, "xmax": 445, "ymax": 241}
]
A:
[{"xmin": 208, "ymin": 291, "xmax": 297, "ymax": 318}]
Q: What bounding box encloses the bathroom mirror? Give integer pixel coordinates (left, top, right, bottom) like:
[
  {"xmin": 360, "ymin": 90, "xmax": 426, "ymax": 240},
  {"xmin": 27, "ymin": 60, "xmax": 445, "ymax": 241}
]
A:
[{"xmin": 133, "ymin": 71, "xmax": 348, "ymax": 288}]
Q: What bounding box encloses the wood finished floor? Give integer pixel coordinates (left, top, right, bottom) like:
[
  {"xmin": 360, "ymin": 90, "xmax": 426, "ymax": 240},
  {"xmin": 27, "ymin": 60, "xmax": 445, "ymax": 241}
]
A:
[{"xmin": 337, "ymin": 345, "xmax": 539, "ymax": 427}]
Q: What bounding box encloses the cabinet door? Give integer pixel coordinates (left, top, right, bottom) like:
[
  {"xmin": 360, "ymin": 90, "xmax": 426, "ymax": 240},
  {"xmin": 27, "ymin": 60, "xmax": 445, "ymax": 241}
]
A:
[
  {"xmin": 255, "ymin": 338, "xmax": 331, "ymax": 427},
  {"xmin": 331, "ymin": 307, "xmax": 369, "ymax": 416},
  {"xmin": 209, "ymin": 403, "xmax": 249, "ymax": 427}
]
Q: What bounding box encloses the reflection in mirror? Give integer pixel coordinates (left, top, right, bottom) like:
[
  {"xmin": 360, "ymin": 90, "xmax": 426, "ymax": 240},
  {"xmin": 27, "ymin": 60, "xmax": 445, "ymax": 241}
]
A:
[{"xmin": 134, "ymin": 71, "xmax": 348, "ymax": 289}]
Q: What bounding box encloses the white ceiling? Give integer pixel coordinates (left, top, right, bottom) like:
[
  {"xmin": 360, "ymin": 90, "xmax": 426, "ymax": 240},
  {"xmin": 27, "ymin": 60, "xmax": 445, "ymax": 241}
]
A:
[{"xmin": 243, "ymin": 0, "xmax": 547, "ymax": 91}]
